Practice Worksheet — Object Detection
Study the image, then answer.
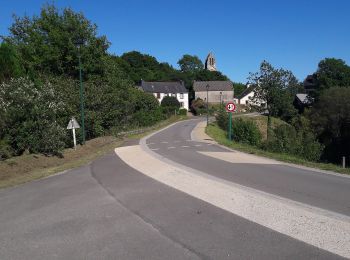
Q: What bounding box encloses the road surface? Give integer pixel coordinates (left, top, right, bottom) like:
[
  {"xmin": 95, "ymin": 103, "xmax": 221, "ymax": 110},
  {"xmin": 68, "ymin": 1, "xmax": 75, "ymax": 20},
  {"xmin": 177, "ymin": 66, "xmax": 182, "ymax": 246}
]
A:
[{"xmin": 0, "ymin": 119, "xmax": 349, "ymax": 259}]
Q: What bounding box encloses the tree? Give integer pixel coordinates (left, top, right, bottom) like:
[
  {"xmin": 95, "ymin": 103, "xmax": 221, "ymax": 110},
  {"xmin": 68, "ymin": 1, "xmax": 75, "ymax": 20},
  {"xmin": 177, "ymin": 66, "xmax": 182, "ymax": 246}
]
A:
[
  {"xmin": 177, "ymin": 54, "xmax": 204, "ymax": 72},
  {"xmin": 232, "ymin": 82, "xmax": 246, "ymax": 97},
  {"xmin": 309, "ymin": 87, "xmax": 350, "ymax": 163},
  {"xmin": 308, "ymin": 58, "xmax": 350, "ymax": 100},
  {"xmin": 161, "ymin": 96, "xmax": 180, "ymax": 115},
  {"xmin": 5, "ymin": 4, "xmax": 110, "ymax": 78},
  {"xmin": 0, "ymin": 42, "xmax": 23, "ymax": 82},
  {"xmin": 248, "ymin": 61, "xmax": 299, "ymax": 139}
]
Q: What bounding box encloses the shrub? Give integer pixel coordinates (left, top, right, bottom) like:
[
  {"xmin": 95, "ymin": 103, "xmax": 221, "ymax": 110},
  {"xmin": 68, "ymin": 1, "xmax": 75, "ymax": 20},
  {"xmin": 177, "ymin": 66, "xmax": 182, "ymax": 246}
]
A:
[
  {"xmin": 178, "ymin": 108, "xmax": 187, "ymax": 115},
  {"xmin": 191, "ymin": 98, "xmax": 206, "ymax": 115},
  {"xmin": 231, "ymin": 118, "xmax": 262, "ymax": 146},
  {"xmin": 265, "ymin": 123, "xmax": 323, "ymax": 161},
  {"xmin": 216, "ymin": 108, "xmax": 228, "ymax": 130},
  {"xmin": 161, "ymin": 96, "xmax": 180, "ymax": 115}
]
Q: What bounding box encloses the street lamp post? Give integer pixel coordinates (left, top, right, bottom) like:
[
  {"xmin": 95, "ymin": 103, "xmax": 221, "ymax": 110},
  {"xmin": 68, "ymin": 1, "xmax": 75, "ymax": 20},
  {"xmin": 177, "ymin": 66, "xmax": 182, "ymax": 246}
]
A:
[
  {"xmin": 76, "ymin": 41, "xmax": 85, "ymax": 144},
  {"xmin": 206, "ymin": 84, "xmax": 210, "ymax": 126},
  {"xmin": 220, "ymin": 91, "xmax": 222, "ymax": 109}
]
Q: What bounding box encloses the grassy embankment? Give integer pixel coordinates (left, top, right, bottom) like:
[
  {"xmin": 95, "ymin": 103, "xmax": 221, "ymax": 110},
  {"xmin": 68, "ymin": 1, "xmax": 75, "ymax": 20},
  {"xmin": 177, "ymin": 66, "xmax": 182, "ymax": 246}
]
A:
[
  {"xmin": 206, "ymin": 115, "xmax": 350, "ymax": 175},
  {"xmin": 0, "ymin": 115, "xmax": 188, "ymax": 189}
]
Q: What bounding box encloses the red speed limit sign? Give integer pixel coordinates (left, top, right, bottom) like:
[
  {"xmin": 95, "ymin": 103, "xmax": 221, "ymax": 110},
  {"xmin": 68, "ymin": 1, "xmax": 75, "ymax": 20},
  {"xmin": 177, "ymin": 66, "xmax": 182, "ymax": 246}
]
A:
[{"xmin": 225, "ymin": 102, "xmax": 236, "ymax": 112}]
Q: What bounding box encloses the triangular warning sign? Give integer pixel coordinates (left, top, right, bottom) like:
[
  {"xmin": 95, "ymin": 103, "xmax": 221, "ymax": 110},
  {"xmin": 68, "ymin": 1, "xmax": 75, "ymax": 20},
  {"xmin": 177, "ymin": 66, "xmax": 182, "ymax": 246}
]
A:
[{"xmin": 67, "ymin": 117, "xmax": 80, "ymax": 129}]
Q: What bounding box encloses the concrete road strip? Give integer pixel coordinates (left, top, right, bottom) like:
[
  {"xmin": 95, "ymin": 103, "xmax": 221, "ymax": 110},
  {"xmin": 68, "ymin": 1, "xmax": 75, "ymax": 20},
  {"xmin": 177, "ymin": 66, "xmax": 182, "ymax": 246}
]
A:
[
  {"xmin": 115, "ymin": 145, "xmax": 350, "ymax": 259},
  {"xmin": 198, "ymin": 151, "xmax": 282, "ymax": 165}
]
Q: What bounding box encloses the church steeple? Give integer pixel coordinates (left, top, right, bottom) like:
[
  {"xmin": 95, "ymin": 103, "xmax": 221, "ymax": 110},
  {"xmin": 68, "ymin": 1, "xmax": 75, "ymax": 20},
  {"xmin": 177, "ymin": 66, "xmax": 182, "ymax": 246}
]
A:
[{"xmin": 205, "ymin": 52, "xmax": 216, "ymax": 71}]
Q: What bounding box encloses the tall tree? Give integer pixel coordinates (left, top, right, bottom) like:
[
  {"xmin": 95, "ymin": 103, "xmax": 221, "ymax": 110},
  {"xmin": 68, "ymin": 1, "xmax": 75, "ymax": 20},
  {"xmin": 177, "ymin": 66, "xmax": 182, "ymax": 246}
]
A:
[
  {"xmin": 177, "ymin": 54, "xmax": 204, "ymax": 73},
  {"xmin": 249, "ymin": 61, "xmax": 299, "ymax": 139},
  {"xmin": 309, "ymin": 87, "xmax": 350, "ymax": 163},
  {"xmin": 5, "ymin": 4, "xmax": 110, "ymax": 78}
]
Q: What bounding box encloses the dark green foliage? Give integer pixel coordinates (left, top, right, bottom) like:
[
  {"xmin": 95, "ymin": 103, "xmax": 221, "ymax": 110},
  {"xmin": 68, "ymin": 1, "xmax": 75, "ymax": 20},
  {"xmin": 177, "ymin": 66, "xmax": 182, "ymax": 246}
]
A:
[
  {"xmin": 317, "ymin": 58, "xmax": 350, "ymax": 90},
  {"xmin": 0, "ymin": 42, "xmax": 23, "ymax": 82},
  {"xmin": 265, "ymin": 122, "xmax": 323, "ymax": 162},
  {"xmin": 233, "ymin": 82, "xmax": 246, "ymax": 97},
  {"xmin": 161, "ymin": 96, "xmax": 180, "ymax": 115},
  {"xmin": 191, "ymin": 98, "xmax": 206, "ymax": 115},
  {"xmin": 178, "ymin": 54, "xmax": 204, "ymax": 72},
  {"xmin": 309, "ymin": 87, "xmax": 350, "ymax": 163},
  {"xmin": 178, "ymin": 108, "xmax": 187, "ymax": 116},
  {"xmin": 216, "ymin": 108, "xmax": 228, "ymax": 130},
  {"xmin": 120, "ymin": 51, "xmax": 180, "ymax": 83},
  {"xmin": 5, "ymin": 4, "xmax": 109, "ymax": 78},
  {"xmin": 231, "ymin": 118, "xmax": 262, "ymax": 146}
]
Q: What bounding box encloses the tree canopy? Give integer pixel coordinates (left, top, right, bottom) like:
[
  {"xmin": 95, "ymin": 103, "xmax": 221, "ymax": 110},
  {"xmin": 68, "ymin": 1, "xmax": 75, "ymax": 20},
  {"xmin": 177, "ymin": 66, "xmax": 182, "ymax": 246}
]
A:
[{"xmin": 177, "ymin": 54, "xmax": 204, "ymax": 72}]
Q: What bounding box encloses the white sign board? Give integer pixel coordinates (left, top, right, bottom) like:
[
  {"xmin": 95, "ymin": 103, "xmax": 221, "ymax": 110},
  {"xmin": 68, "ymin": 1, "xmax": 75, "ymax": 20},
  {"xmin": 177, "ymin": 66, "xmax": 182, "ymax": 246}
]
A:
[
  {"xmin": 67, "ymin": 117, "xmax": 80, "ymax": 149},
  {"xmin": 67, "ymin": 117, "xmax": 80, "ymax": 129}
]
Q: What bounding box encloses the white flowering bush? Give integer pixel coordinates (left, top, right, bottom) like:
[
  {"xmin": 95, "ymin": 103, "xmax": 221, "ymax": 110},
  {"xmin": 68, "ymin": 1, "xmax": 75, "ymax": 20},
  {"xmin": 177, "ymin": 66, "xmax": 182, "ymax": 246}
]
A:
[{"xmin": 0, "ymin": 77, "xmax": 67, "ymax": 156}]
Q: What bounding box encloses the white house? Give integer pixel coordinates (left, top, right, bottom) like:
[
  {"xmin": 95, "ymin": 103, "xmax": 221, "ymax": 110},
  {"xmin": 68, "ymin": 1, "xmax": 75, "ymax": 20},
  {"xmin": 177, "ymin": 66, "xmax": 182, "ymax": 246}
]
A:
[
  {"xmin": 236, "ymin": 85, "xmax": 256, "ymax": 105},
  {"xmin": 139, "ymin": 80, "xmax": 189, "ymax": 110}
]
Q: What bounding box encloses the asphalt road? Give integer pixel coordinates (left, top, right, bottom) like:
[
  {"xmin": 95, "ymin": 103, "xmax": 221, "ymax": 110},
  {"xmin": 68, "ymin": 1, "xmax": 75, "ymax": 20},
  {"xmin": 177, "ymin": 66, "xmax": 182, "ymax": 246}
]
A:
[
  {"xmin": 0, "ymin": 119, "xmax": 348, "ymax": 259},
  {"xmin": 147, "ymin": 119, "xmax": 350, "ymax": 217}
]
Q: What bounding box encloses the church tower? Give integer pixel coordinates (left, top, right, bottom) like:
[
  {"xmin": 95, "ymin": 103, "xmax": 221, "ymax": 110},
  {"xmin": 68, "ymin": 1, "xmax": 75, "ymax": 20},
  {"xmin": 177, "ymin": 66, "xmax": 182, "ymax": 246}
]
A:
[{"xmin": 205, "ymin": 52, "xmax": 216, "ymax": 71}]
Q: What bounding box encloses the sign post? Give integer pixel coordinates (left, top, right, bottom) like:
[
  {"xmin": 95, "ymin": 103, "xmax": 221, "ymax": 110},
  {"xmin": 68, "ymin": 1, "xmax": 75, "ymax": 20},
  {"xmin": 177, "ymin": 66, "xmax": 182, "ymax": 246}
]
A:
[
  {"xmin": 225, "ymin": 102, "xmax": 236, "ymax": 141},
  {"xmin": 67, "ymin": 117, "xmax": 80, "ymax": 149}
]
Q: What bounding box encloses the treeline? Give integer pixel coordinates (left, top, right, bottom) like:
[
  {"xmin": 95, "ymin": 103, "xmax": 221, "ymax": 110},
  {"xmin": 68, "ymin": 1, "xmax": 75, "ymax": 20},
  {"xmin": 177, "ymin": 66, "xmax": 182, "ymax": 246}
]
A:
[
  {"xmin": 217, "ymin": 59, "xmax": 350, "ymax": 164},
  {"xmin": 0, "ymin": 4, "xmax": 230, "ymax": 160}
]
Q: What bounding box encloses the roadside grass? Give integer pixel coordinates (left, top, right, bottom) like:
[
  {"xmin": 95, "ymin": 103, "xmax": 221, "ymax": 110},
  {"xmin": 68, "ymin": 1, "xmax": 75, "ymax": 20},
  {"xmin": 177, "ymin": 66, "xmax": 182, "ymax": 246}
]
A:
[
  {"xmin": 206, "ymin": 123, "xmax": 350, "ymax": 175},
  {"xmin": 0, "ymin": 115, "xmax": 188, "ymax": 189}
]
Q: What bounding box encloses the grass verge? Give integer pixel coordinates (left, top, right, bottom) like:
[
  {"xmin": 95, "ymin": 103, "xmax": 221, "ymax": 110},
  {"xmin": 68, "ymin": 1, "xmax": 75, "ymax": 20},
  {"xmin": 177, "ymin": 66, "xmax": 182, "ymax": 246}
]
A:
[
  {"xmin": 0, "ymin": 115, "xmax": 188, "ymax": 189},
  {"xmin": 206, "ymin": 123, "xmax": 350, "ymax": 175}
]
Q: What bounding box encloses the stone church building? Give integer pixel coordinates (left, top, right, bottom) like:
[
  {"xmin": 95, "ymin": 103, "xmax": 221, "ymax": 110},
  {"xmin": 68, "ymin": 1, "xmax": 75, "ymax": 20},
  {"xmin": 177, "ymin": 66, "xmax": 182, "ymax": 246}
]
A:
[{"xmin": 205, "ymin": 52, "xmax": 216, "ymax": 71}]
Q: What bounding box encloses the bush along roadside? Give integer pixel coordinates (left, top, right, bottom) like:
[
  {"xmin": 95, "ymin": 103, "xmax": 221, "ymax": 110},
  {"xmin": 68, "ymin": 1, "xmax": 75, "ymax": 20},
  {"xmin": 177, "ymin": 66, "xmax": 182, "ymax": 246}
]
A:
[
  {"xmin": 215, "ymin": 111, "xmax": 324, "ymax": 163},
  {"xmin": 206, "ymin": 122, "xmax": 350, "ymax": 175}
]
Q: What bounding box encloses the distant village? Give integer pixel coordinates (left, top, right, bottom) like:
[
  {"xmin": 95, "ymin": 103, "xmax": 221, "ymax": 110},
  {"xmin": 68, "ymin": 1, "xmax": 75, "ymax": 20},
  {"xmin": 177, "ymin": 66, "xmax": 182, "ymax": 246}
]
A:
[{"xmin": 138, "ymin": 52, "xmax": 311, "ymax": 113}]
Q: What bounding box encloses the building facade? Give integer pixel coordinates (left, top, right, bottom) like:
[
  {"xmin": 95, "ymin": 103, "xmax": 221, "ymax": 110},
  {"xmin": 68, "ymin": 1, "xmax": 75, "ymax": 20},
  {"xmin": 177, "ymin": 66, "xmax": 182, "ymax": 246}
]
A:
[
  {"xmin": 193, "ymin": 81, "xmax": 233, "ymax": 103},
  {"xmin": 139, "ymin": 80, "xmax": 189, "ymax": 110}
]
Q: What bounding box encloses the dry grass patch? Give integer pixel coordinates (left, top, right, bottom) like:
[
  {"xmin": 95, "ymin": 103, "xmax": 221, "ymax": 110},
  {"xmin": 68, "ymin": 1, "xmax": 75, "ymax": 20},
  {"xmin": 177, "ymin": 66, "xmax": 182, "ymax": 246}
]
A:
[{"xmin": 0, "ymin": 136, "xmax": 122, "ymax": 189}]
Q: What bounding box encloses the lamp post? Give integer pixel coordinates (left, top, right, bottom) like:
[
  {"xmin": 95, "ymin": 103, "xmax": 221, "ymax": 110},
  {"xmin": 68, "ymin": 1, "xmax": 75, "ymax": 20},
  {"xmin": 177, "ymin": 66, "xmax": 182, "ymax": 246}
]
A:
[
  {"xmin": 76, "ymin": 40, "xmax": 85, "ymax": 144},
  {"xmin": 219, "ymin": 91, "xmax": 222, "ymax": 109},
  {"xmin": 206, "ymin": 84, "xmax": 209, "ymax": 126}
]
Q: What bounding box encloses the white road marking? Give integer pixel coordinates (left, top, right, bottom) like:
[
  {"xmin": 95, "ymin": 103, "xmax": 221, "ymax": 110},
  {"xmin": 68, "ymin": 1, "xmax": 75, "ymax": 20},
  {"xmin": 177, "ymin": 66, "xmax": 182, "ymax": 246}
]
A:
[
  {"xmin": 161, "ymin": 141, "xmax": 168, "ymax": 144},
  {"xmin": 194, "ymin": 144, "xmax": 202, "ymax": 147},
  {"xmin": 116, "ymin": 145, "xmax": 350, "ymax": 259},
  {"xmin": 150, "ymin": 148, "xmax": 159, "ymax": 151},
  {"xmin": 167, "ymin": 147, "xmax": 176, "ymax": 149},
  {"xmin": 148, "ymin": 142, "xmax": 155, "ymax": 145},
  {"xmin": 174, "ymin": 140, "xmax": 181, "ymax": 143},
  {"xmin": 181, "ymin": 145, "xmax": 190, "ymax": 148}
]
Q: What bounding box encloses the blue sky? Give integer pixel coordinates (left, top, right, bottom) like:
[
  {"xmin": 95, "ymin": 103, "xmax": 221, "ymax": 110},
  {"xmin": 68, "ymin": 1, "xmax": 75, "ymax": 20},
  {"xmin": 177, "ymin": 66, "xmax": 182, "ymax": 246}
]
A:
[{"xmin": 1, "ymin": 0, "xmax": 349, "ymax": 83}]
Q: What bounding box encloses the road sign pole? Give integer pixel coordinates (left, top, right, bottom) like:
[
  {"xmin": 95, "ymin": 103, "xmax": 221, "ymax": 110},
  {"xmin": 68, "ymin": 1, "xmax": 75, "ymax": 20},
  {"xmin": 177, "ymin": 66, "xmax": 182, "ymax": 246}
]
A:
[
  {"xmin": 228, "ymin": 112, "xmax": 232, "ymax": 141},
  {"xmin": 72, "ymin": 127, "xmax": 77, "ymax": 150}
]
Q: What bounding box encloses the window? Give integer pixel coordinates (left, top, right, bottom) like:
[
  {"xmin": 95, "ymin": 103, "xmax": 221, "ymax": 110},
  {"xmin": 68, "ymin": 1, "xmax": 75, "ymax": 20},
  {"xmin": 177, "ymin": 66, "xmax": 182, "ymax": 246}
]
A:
[
  {"xmin": 157, "ymin": 93, "xmax": 160, "ymax": 99},
  {"xmin": 180, "ymin": 93, "xmax": 184, "ymax": 99},
  {"xmin": 180, "ymin": 102, "xmax": 184, "ymax": 107}
]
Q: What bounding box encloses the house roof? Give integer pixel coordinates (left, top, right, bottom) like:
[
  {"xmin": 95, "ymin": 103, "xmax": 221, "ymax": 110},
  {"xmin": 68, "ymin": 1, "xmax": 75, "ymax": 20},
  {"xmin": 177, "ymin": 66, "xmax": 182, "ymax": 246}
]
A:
[
  {"xmin": 193, "ymin": 81, "xmax": 233, "ymax": 92},
  {"xmin": 295, "ymin": 93, "xmax": 313, "ymax": 105},
  {"xmin": 140, "ymin": 81, "xmax": 187, "ymax": 93},
  {"xmin": 236, "ymin": 85, "xmax": 256, "ymax": 99}
]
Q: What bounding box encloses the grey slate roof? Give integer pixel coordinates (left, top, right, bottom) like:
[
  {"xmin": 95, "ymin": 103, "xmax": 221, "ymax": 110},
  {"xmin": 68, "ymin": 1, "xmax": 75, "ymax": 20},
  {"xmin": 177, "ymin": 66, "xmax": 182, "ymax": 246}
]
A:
[
  {"xmin": 295, "ymin": 93, "xmax": 313, "ymax": 105},
  {"xmin": 193, "ymin": 81, "xmax": 233, "ymax": 92},
  {"xmin": 236, "ymin": 85, "xmax": 256, "ymax": 99},
  {"xmin": 140, "ymin": 81, "xmax": 187, "ymax": 93}
]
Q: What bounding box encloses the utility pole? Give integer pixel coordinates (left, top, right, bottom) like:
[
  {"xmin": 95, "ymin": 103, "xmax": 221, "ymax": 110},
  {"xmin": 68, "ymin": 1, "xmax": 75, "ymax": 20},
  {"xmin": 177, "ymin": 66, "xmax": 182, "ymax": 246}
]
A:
[{"xmin": 206, "ymin": 84, "xmax": 210, "ymax": 126}]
